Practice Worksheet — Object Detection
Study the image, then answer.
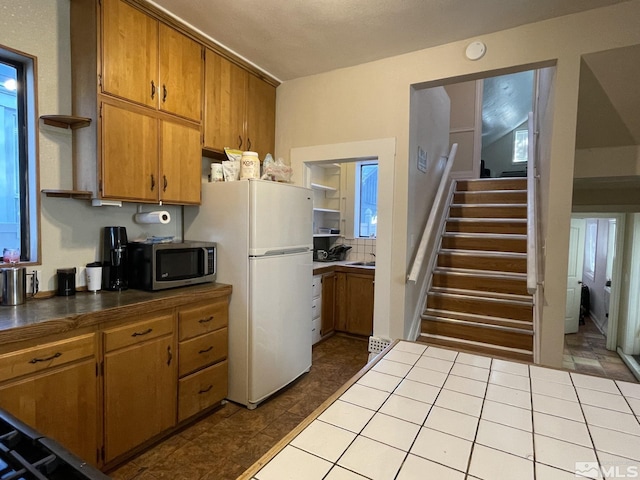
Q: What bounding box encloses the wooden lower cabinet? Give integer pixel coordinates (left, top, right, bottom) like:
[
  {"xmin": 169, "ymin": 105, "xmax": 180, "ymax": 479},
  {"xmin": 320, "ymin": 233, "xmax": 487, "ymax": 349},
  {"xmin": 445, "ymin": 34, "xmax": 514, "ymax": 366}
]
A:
[
  {"xmin": 321, "ymin": 272, "xmax": 336, "ymax": 336},
  {"xmin": 336, "ymin": 270, "xmax": 375, "ymax": 336},
  {"xmin": 103, "ymin": 314, "xmax": 176, "ymax": 463},
  {"xmin": 0, "ymin": 333, "xmax": 98, "ymax": 465},
  {"xmin": 177, "ymin": 298, "xmax": 229, "ymax": 423}
]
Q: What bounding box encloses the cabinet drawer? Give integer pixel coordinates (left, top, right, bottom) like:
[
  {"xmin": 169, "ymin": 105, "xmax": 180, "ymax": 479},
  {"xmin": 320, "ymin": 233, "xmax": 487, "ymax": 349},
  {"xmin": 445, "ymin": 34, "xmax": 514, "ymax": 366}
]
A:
[
  {"xmin": 103, "ymin": 314, "xmax": 174, "ymax": 353},
  {"xmin": 178, "ymin": 360, "xmax": 227, "ymax": 422},
  {"xmin": 178, "ymin": 328, "xmax": 227, "ymax": 377},
  {"xmin": 179, "ymin": 300, "xmax": 228, "ymax": 341},
  {"xmin": 312, "ymin": 297, "xmax": 321, "ymax": 320},
  {"xmin": 312, "ymin": 275, "xmax": 322, "ymax": 298},
  {"xmin": 0, "ymin": 333, "xmax": 95, "ymax": 383}
]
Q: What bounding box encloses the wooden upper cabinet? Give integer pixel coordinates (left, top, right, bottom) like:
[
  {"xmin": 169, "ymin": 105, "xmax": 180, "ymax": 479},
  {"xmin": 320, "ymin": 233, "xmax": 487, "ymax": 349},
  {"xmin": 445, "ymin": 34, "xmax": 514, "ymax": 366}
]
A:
[
  {"xmin": 203, "ymin": 48, "xmax": 276, "ymax": 158},
  {"xmin": 158, "ymin": 24, "xmax": 203, "ymax": 122},
  {"xmin": 204, "ymin": 48, "xmax": 247, "ymax": 151},
  {"xmin": 102, "ymin": 0, "xmax": 158, "ymax": 108},
  {"xmin": 101, "ymin": 102, "xmax": 158, "ymax": 202},
  {"xmin": 160, "ymin": 120, "xmax": 202, "ymax": 204},
  {"xmin": 246, "ymin": 74, "xmax": 276, "ymax": 159}
]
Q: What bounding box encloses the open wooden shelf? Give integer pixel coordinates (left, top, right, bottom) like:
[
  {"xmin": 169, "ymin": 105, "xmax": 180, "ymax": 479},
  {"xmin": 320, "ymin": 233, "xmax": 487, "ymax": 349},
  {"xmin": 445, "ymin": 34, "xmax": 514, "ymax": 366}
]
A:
[
  {"xmin": 40, "ymin": 115, "xmax": 91, "ymax": 130},
  {"xmin": 41, "ymin": 189, "xmax": 93, "ymax": 199}
]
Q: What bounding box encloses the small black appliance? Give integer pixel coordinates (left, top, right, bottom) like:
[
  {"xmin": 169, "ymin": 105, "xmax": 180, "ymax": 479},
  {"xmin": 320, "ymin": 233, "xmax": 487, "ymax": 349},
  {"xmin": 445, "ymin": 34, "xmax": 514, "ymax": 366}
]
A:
[{"xmin": 102, "ymin": 226, "xmax": 128, "ymax": 291}]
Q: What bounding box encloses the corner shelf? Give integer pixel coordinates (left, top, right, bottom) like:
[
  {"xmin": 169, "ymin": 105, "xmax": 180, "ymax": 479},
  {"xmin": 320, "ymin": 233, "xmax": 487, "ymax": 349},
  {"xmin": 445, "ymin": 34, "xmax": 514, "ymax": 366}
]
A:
[
  {"xmin": 41, "ymin": 189, "xmax": 93, "ymax": 199},
  {"xmin": 40, "ymin": 115, "xmax": 92, "ymax": 130},
  {"xmin": 311, "ymin": 182, "xmax": 337, "ymax": 192}
]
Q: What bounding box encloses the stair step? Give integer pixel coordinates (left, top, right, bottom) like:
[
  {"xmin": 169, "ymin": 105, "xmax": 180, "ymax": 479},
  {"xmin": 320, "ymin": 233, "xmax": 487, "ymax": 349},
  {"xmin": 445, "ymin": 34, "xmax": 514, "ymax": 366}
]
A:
[
  {"xmin": 426, "ymin": 291, "xmax": 532, "ymax": 321},
  {"xmin": 417, "ymin": 334, "xmax": 533, "ymax": 363},
  {"xmin": 445, "ymin": 218, "xmax": 527, "ymax": 235},
  {"xmin": 430, "ymin": 286, "xmax": 531, "ymax": 302},
  {"xmin": 422, "ymin": 308, "xmax": 533, "ymax": 330},
  {"xmin": 441, "ymin": 233, "xmax": 526, "ymax": 253},
  {"xmin": 420, "ymin": 317, "xmax": 533, "ymax": 351},
  {"xmin": 453, "ymin": 190, "xmax": 527, "ymax": 205},
  {"xmin": 449, "ymin": 204, "xmax": 527, "ymax": 219},
  {"xmin": 432, "ymin": 268, "xmax": 529, "ymax": 295},
  {"xmin": 456, "ymin": 178, "xmax": 527, "ymax": 192},
  {"xmin": 437, "ymin": 250, "xmax": 527, "ymax": 274}
]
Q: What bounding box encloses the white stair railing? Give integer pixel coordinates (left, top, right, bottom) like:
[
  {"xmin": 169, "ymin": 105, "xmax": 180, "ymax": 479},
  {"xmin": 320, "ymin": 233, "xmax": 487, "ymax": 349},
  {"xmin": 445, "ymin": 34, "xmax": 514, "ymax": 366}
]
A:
[{"xmin": 407, "ymin": 143, "xmax": 458, "ymax": 284}]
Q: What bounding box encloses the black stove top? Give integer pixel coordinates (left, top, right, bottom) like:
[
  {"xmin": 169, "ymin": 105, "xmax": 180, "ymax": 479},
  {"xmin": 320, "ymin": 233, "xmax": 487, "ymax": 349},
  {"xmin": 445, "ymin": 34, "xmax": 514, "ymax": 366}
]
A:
[{"xmin": 0, "ymin": 410, "xmax": 110, "ymax": 480}]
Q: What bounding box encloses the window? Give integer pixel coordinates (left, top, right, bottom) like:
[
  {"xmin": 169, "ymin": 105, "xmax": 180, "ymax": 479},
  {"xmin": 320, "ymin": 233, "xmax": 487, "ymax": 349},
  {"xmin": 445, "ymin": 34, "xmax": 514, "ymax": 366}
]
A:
[
  {"xmin": 512, "ymin": 128, "xmax": 528, "ymax": 164},
  {"xmin": 355, "ymin": 162, "xmax": 378, "ymax": 238},
  {"xmin": 0, "ymin": 46, "xmax": 38, "ymax": 264}
]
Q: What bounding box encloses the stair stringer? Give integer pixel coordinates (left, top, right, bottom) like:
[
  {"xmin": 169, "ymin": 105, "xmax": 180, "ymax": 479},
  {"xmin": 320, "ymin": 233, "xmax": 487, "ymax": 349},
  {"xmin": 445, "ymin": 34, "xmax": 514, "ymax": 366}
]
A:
[{"xmin": 408, "ymin": 180, "xmax": 457, "ymax": 341}]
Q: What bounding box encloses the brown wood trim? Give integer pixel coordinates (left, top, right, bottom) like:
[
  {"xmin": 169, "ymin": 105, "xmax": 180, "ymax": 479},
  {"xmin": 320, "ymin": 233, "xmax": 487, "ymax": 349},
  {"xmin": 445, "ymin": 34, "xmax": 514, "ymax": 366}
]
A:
[
  {"xmin": 237, "ymin": 340, "xmax": 397, "ymax": 480},
  {"xmin": 98, "ymin": 94, "xmax": 202, "ymax": 129},
  {"xmin": 125, "ymin": 0, "xmax": 280, "ymax": 87}
]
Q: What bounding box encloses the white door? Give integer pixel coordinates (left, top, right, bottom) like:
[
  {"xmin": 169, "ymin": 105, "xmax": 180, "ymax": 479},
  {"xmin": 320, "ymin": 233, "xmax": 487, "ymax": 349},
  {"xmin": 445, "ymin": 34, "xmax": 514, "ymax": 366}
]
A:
[
  {"xmin": 565, "ymin": 218, "xmax": 586, "ymax": 334},
  {"xmin": 248, "ymin": 251, "xmax": 312, "ymax": 406}
]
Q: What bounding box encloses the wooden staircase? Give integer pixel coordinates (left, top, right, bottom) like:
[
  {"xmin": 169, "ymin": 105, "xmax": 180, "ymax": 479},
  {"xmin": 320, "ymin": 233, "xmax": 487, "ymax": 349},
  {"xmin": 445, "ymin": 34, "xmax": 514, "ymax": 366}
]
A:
[{"xmin": 419, "ymin": 177, "xmax": 534, "ymax": 362}]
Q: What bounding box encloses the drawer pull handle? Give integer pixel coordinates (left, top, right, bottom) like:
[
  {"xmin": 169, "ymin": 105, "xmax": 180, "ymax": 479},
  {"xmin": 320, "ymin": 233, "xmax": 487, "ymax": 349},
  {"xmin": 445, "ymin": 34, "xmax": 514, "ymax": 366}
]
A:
[
  {"xmin": 198, "ymin": 384, "xmax": 213, "ymax": 394},
  {"xmin": 167, "ymin": 346, "xmax": 173, "ymax": 366},
  {"xmin": 198, "ymin": 316, "xmax": 214, "ymax": 324},
  {"xmin": 29, "ymin": 352, "xmax": 62, "ymax": 364},
  {"xmin": 198, "ymin": 346, "xmax": 213, "ymax": 354},
  {"xmin": 132, "ymin": 328, "xmax": 153, "ymax": 337}
]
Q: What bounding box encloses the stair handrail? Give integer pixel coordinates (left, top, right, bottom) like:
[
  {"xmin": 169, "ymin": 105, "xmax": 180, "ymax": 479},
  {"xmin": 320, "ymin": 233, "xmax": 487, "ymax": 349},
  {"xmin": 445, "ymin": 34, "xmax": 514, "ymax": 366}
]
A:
[
  {"xmin": 407, "ymin": 143, "xmax": 458, "ymax": 284},
  {"xmin": 526, "ymin": 112, "xmax": 538, "ymax": 296}
]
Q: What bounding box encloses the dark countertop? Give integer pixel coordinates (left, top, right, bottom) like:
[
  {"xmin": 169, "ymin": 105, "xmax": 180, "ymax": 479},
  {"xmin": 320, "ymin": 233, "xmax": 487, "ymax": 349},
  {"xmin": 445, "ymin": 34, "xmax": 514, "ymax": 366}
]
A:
[
  {"xmin": 312, "ymin": 260, "xmax": 375, "ymax": 275},
  {"xmin": 0, "ymin": 282, "xmax": 232, "ymax": 347}
]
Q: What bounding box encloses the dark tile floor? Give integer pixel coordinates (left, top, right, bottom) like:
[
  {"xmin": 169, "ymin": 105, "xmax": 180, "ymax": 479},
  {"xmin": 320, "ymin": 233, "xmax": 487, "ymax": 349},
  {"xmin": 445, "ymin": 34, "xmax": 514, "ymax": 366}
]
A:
[
  {"xmin": 563, "ymin": 314, "xmax": 638, "ymax": 383},
  {"xmin": 108, "ymin": 334, "xmax": 370, "ymax": 480}
]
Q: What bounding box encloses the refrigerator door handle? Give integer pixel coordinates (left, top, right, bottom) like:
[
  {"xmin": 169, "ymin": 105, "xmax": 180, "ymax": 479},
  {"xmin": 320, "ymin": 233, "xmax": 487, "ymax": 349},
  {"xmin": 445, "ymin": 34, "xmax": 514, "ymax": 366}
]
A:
[{"xmin": 251, "ymin": 247, "xmax": 310, "ymax": 257}]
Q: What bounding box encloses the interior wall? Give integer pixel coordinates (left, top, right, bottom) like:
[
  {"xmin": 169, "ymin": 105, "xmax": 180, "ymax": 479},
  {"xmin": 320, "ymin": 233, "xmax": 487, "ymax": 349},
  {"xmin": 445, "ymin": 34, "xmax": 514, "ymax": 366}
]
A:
[
  {"xmin": 279, "ymin": 1, "xmax": 640, "ymax": 366},
  {"xmin": 405, "ymin": 86, "xmax": 451, "ymax": 338},
  {"xmin": 444, "ymin": 81, "xmax": 479, "ymax": 178},
  {"xmin": 574, "ymin": 146, "xmax": 640, "ymax": 178},
  {"xmin": 617, "ymin": 213, "xmax": 640, "ymax": 355},
  {"xmin": 481, "ymin": 120, "xmax": 528, "ymax": 177},
  {"xmin": 0, "ymin": 0, "xmax": 182, "ymax": 291}
]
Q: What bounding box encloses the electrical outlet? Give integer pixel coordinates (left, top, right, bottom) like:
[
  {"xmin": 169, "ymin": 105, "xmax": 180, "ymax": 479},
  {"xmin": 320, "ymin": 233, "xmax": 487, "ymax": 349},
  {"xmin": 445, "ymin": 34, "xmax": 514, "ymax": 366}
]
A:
[{"xmin": 30, "ymin": 269, "xmax": 41, "ymax": 296}]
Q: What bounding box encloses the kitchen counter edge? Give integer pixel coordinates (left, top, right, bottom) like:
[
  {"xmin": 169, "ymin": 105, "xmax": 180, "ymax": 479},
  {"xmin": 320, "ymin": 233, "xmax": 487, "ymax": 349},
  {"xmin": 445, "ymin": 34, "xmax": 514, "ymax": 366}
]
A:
[
  {"xmin": 312, "ymin": 261, "xmax": 375, "ymax": 275},
  {"xmin": 0, "ymin": 283, "xmax": 232, "ymax": 347}
]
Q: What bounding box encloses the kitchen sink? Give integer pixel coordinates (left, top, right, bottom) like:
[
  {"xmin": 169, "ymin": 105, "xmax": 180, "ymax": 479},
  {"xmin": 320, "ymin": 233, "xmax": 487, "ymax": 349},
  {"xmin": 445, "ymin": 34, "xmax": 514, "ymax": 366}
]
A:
[{"xmin": 349, "ymin": 261, "xmax": 376, "ymax": 267}]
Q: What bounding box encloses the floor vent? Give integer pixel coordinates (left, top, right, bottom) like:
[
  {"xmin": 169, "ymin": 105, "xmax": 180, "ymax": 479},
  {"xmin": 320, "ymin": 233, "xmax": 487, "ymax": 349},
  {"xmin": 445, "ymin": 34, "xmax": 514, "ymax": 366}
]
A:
[{"xmin": 368, "ymin": 336, "xmax": 392, "ymax": 355}]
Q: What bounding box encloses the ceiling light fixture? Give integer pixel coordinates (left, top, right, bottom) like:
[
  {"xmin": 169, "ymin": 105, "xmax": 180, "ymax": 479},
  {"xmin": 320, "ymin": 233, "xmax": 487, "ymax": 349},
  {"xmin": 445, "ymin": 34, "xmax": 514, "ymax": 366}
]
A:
[{"xmin": 465, "ymin": 41, "xmax": 486, "ymax": 61}]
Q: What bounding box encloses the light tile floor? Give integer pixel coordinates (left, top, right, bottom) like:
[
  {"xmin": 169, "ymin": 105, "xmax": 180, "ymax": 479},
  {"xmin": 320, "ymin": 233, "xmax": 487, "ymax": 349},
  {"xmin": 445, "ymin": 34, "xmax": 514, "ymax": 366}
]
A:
[{"xmin": 250, "ymin": 341, "xmax": 640, "ymax": 480}]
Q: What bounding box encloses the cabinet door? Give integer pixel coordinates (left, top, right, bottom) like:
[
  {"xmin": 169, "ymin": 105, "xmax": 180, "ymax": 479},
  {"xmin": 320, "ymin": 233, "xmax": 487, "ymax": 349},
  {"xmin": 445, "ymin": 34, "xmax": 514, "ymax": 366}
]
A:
[
  {"xmin": 160, "ymin": 120, "xmax": 202, "ymax": 204},
  {"xmin": 102, "ymin": 0, "xmax": 158, "ymax": 108},
  {"xmin": 203, "ymin": 49, "xmax": 247, "ymax": 151},
  {"xmin": 103, "ymin": 333, "xmax": 176, "ymax": 462},
  {"xmin": 246, "ymin": 74, "xmax": 276, "ymax": 159},
  {"xmin": 101, "ymin": 102, "xmax": 158, "ymax": 202},
  {"xmin": 321, "ymin": 272, "xmax": 336, "ymax": 336},
  {"xmin": 158, "ymin": 23, "xmax": 203, "ymax": 122},
  {"xmin": 345, "ymin": 273, "xmax": 375, "ymax": 336},
  {"xmin": 0, "ymin": 360, "xmax": 98, "ymax": 466}
]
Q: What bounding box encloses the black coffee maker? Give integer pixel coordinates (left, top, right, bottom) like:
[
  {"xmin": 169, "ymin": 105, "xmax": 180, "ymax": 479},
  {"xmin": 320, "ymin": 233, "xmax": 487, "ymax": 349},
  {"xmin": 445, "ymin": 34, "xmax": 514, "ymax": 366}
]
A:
[{"xmin": 102, "ymin": 226, "xmax": 128, "ymax": 291}]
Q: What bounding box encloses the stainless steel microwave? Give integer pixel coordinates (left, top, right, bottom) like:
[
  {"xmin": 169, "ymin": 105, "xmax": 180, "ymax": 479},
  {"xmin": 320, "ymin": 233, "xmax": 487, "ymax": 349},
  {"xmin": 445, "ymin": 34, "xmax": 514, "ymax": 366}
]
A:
[{"xmin": 127, "ymin": 241, "xmax": 216, "ymax": 291}]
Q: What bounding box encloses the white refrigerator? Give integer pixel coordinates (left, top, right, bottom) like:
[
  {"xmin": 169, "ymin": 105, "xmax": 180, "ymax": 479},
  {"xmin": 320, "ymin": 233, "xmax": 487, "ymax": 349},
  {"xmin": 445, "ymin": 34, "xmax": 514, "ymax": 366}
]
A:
[{"xmin": 183, "ymin": 179, "xmax": 313, "ymax": 408}]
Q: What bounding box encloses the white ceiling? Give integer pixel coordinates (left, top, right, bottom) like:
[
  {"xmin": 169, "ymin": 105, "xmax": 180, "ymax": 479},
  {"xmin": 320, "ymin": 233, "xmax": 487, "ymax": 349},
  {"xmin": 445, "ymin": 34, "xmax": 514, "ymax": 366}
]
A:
[{"xmin": 148, "ymin": 0, "xmax": 627, "ymax": 82}]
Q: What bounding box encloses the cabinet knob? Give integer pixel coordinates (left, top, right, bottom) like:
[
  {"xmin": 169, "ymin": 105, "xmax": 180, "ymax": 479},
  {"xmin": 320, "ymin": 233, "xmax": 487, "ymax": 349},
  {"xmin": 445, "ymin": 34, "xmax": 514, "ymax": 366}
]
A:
[
  {"xmin": 238, "ymin": 135, "xmax": 243, "ymax": 149},
  {"xmin": 151, "ymin": 80, "xmax": 156, "ymax": 100},
  {"xmin": 150, "ymin": 174, "xmax": 156, "ymax": 191},
  {"xmin": 163, "ymin": 175, "xmax": 168, "ymax": 192},
  {"xmin": 247, "ymin": 138, "xmax": 252, "ymax": 150},
  {"xmin": 167, "ymin": 345, "xmax": 173, "ymax": 366},
  {"xmin": 29, "ymin": 352, "xmax": 62, "ymax": 364},
  {"xmin": 162, "ymin": 84, "xmax": 167, "ymax": 103}
]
